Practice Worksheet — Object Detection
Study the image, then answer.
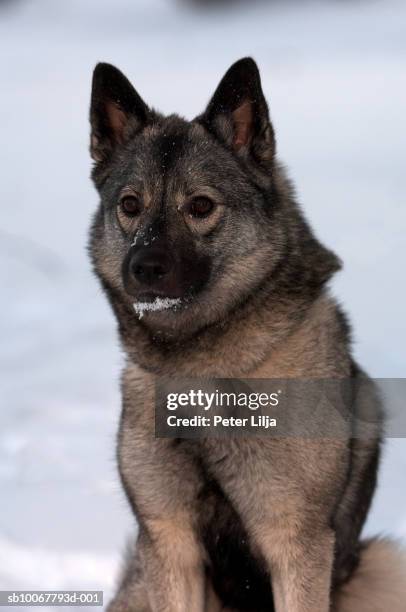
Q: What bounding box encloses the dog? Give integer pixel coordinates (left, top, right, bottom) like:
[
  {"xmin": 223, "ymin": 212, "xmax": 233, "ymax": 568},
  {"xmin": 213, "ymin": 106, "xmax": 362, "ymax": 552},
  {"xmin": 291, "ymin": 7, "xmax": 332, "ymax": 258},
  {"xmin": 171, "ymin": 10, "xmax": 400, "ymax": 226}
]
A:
[{"xmin": 88, "ymin": 58, "xmax": 406, "ymax": 611}]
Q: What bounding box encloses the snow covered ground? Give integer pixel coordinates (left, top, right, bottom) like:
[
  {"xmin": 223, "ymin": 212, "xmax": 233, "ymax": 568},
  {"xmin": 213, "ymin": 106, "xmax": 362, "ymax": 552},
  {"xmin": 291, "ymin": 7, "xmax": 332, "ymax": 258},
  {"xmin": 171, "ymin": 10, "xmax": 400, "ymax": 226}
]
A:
[{"xmin": 0, "ymin": 0, "xmax": 405, "ymax": 608}]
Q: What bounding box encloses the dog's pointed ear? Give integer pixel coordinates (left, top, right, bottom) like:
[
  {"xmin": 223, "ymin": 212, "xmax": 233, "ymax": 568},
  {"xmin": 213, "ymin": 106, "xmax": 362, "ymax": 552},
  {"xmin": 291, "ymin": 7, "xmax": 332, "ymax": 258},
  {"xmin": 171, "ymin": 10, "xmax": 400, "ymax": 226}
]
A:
[
  {"xmin": 90, "ymin": 63, "xmax": 150, "ymax": 162},
  {"xmin": 199, "ymin": 58, "xmax": 275, "ymax": 165}
]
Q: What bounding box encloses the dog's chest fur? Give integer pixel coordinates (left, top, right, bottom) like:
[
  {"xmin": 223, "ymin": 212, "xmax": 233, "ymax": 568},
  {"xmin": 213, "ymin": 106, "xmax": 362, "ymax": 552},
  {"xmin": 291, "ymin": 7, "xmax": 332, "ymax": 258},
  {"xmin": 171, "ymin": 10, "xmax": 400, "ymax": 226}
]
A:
[{"xmin": 117, "ymin": 292, "xmax": 353, "ymax": 609}]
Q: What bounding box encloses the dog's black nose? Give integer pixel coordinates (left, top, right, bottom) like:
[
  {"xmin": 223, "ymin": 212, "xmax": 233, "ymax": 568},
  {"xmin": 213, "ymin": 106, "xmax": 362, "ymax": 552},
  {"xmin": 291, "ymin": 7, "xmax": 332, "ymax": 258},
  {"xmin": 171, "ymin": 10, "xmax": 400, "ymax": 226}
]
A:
[{"xmin": 130, "ymin": 248, "xmax": 171, "ymax": 286}]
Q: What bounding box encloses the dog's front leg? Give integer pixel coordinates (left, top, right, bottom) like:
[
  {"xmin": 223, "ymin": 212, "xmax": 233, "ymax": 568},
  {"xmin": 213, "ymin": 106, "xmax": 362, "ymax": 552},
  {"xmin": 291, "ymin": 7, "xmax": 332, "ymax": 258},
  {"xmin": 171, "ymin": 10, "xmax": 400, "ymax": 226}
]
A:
[
  {"xmin": 206, "ymin": 438, "xmax": 341, "ymax": 612},
  {"xmin": 262, "ymin": 524, "xmax": 335, "ymax": 612},
  {"xmin": 139, "ymin": 518, "xmax": 206, "ymax": 612}
]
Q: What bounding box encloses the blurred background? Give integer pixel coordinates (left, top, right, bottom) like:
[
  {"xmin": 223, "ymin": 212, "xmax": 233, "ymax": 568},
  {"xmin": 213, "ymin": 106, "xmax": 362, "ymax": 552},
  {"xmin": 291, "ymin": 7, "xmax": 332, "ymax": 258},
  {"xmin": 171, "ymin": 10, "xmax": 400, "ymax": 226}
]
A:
[{"xmin": 0, "ymin": 0, "xmax": 405, "ymax": 607}]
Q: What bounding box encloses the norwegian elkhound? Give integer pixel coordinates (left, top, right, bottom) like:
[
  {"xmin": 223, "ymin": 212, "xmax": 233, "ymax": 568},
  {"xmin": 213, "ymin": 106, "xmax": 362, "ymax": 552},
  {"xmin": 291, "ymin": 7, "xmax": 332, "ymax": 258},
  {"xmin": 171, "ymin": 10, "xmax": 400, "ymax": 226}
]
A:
[{"xmin": 88, "ymin": 58, "xmax": 406, "ymax": 611}]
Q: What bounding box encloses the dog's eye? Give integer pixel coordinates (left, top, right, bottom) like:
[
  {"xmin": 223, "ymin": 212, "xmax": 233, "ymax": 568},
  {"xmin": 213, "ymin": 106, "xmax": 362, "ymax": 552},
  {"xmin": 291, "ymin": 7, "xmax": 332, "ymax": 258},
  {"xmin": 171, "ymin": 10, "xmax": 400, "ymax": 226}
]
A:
[
  {"xmin": 120, "ymin": 195, "xmax": 142, "ymax": 217},
  {"xmin": 187, "ymin": 197, "xmax": 215, "ymax": 219}
]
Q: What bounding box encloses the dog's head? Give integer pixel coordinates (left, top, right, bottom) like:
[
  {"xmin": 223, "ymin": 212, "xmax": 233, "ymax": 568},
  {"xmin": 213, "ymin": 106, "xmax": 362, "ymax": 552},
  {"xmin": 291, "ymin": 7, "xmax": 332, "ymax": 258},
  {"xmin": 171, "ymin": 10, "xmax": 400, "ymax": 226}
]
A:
[{"xmin": 89, "ymin": 58, "xmax": 338, "ymax": 337}]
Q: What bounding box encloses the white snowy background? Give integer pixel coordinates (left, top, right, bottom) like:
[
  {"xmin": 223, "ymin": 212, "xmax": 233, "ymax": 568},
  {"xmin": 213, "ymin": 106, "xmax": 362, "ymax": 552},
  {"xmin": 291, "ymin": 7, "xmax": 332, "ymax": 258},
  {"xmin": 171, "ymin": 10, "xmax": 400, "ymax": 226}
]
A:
[{"xmin": 0, "ymin": 0, "xmax": 405, "ymax": 608}]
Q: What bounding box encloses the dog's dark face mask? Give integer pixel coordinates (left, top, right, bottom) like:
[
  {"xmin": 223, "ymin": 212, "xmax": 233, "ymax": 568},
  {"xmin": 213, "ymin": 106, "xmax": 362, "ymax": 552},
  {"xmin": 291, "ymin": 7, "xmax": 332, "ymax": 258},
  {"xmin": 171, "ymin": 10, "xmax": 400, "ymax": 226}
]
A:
[{"xmin": 88, "ymin": 59, "xmax": 285, "ymax": 335}]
